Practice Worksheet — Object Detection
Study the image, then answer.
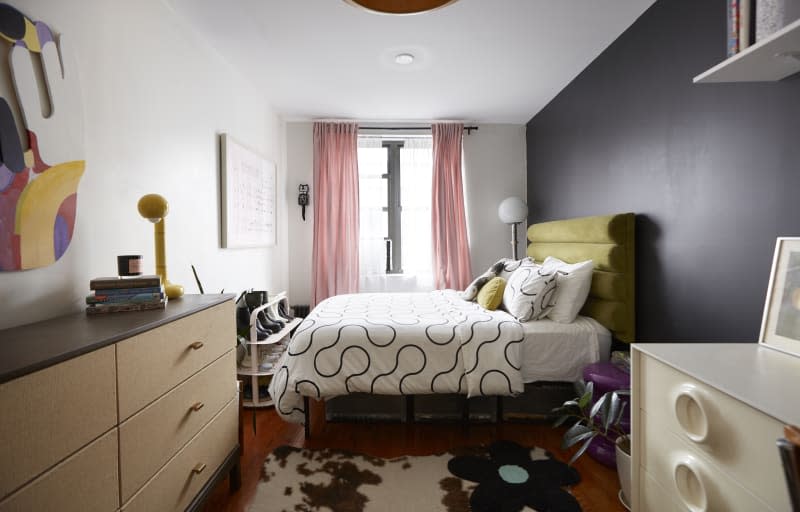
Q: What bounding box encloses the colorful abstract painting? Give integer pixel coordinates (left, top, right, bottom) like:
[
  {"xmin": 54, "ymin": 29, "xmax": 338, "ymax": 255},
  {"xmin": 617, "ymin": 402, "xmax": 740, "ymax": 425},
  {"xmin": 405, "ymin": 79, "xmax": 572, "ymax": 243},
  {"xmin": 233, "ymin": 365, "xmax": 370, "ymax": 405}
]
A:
[{"xmin": 0, "ymin": 4, "xmax": 85, "ymax": 271}]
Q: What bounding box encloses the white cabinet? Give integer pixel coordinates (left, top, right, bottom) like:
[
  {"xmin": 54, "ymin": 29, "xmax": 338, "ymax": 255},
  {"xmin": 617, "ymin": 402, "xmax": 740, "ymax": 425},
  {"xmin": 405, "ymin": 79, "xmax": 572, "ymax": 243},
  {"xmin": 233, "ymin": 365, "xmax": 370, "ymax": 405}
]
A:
[
  {"xmin": 632, "ymin": 343, "xmax": 800, "ymax": 511},
  {"xmin": 237, "ymin": 291, "xmax": 302, "ymax": 407}
]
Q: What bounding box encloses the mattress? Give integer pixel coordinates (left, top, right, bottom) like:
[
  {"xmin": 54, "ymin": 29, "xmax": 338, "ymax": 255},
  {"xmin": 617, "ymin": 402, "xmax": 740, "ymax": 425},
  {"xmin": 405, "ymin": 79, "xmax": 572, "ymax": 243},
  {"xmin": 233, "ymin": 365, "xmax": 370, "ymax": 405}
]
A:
[{"xmin": 518, "ymin": 315, "xmax": 611, "ymax": 384}]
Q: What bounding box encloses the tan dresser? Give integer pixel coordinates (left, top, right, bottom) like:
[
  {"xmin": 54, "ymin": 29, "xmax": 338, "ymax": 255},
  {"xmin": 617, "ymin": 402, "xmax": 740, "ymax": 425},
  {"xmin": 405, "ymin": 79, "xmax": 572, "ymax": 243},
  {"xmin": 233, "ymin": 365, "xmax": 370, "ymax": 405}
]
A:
[
  {"xmin": 0, "ymin": 294, "xmax": 239, "ymax": 512},
  {"xmin": 632, "ymin": 343, "xmax": 800, "ymax": 512}
]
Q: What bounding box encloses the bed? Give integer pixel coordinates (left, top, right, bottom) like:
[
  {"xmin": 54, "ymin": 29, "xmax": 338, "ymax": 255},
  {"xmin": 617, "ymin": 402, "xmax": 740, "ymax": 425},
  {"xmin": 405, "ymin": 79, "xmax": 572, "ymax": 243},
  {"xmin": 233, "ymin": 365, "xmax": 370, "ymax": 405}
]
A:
[{"xmin": 270, "ymin": 213, "xmax": 635, "ymax": 427}]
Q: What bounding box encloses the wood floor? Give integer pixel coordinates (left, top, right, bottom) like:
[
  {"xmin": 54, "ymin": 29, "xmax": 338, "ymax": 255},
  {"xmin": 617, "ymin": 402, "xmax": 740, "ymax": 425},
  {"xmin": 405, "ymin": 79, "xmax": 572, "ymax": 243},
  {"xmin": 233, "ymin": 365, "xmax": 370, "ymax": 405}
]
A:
[{"xmin": 202, "ymin": 401, "xmax": 626, "ymax": 512}]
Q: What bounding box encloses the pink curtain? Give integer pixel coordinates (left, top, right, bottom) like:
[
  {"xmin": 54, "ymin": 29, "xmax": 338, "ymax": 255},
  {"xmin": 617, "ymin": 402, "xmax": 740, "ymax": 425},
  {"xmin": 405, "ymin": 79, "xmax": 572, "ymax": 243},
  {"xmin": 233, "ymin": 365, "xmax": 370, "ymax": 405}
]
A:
[
  {"xmin": 431, "ymin": 123, "xmax": 472, "ymax": 290},
  {"xmin": 312, "ymin": 122, "xmax": 360, "ymax": 306}
]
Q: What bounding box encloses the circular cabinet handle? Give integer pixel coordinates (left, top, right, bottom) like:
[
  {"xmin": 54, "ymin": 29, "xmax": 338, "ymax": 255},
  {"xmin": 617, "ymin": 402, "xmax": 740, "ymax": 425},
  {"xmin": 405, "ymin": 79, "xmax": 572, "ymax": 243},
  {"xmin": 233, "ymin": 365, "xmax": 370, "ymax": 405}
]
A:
[
  {"xmin": 672, "ymin": 455, "xmax": 708, "ymax": 512},
  {"xmin": 673, "ymin": 384, "xmax": 709, "ymax": 443},
  {"xmin": 190, "ymin": 401, "xmax": 204, "ymax": 412},
  {"xmin": 192, "ymin": 463, "xmax": 206, "ymax": 475},
  {"xmin": 189, "ymin": 341, "xmax": 204, "ymax": 350}
]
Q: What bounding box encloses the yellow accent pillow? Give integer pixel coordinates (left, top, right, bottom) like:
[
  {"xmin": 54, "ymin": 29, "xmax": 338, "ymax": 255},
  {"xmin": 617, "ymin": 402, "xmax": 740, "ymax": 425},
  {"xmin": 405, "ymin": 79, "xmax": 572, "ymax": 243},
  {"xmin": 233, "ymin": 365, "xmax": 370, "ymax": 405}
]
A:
[{"xmin": 477, "ymin": 277, "xmax": 506, "ymax": 311}]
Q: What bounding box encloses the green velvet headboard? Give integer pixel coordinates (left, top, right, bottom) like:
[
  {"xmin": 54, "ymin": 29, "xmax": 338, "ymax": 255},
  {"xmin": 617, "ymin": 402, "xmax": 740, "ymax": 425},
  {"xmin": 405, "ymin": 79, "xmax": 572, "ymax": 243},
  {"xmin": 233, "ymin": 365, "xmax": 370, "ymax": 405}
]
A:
[{"xmin": 526, "ymin": 213, "xmax": 635, "ymax": 343}]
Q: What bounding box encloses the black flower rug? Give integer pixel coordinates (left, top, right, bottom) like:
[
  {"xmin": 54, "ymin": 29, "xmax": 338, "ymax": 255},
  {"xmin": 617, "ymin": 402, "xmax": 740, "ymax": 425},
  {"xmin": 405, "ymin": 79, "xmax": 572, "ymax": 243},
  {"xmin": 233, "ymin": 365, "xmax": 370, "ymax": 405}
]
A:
[{"xmin": 250, "ymin": 441, "xmax": 582, "ymax": 512}]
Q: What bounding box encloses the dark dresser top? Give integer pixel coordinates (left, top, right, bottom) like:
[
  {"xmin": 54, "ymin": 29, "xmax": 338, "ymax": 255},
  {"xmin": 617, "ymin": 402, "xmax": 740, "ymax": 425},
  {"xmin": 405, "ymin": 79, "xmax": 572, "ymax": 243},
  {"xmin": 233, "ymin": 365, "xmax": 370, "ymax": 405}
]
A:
[{"xmin": 0, "ymin": 294, "xmax": 235, "ymax": 384}]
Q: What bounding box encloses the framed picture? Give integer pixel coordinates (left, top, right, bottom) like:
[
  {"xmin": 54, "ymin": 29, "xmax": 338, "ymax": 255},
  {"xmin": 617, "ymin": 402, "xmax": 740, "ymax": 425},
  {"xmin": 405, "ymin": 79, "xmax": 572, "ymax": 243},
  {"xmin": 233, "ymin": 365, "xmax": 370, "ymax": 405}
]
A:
[
  {"xmin": 760, "ymin": 237, "xmax": 800, "ymax": 356},
  {"xmin": 219, "ymin": 133, "xmax": 276, "ymax": 248}
]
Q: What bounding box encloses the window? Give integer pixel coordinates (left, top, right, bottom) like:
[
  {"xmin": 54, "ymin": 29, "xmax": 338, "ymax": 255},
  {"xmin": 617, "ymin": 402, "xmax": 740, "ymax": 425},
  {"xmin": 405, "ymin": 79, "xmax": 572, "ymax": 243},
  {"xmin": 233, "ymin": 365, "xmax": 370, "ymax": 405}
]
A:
[{"xmin": 358, "ymin": 135, "xmax": 433, "ymax": 290}]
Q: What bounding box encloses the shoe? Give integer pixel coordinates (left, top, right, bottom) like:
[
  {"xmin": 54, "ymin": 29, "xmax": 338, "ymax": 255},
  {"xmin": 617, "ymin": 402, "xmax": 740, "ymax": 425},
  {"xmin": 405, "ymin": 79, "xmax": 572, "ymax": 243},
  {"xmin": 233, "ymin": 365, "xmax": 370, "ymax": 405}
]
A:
[
  {"xmin": 249, "ymin": 291, "xmax": 285, "ymax": 332},
  {"xmin": 278, "ymin": 299, "xmax": 295, "ymax": 320},
  {"xmin": 265, "ymin": 309, "xmax": 286, "ymax": 329}
]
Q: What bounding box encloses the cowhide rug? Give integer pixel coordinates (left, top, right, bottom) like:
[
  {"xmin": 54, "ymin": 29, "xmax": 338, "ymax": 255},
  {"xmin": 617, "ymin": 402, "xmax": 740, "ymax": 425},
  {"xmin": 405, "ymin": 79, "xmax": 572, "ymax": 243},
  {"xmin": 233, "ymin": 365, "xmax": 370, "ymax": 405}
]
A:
[{"xmin": 249, "ymin": 440, "xmax": 583, "ymax": 512}]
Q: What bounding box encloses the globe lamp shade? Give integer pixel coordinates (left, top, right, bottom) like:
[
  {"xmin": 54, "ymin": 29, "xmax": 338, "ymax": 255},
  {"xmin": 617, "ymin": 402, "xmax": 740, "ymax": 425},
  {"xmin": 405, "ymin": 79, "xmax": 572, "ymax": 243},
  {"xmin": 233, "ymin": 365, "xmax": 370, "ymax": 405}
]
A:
[{"xmin": 498, "ymin": 197, "xmax": 528, "ymax": 224}]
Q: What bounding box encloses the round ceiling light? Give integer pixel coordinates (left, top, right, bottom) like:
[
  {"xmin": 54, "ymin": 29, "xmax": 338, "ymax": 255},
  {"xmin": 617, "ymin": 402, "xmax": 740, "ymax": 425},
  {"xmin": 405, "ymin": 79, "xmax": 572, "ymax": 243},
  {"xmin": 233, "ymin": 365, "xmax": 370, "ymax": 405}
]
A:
[
  {"xmin": 394, "ymin": 53, "xmax": 415, "ymax": 65},
  {"xmin": 345, "ymin": 0, "xmax": 460, "ymax": 15}
]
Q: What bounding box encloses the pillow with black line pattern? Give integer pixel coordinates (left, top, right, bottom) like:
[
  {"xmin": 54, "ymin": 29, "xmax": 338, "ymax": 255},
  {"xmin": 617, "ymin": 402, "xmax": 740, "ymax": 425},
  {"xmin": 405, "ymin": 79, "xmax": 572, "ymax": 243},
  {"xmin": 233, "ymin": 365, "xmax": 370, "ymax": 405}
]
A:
[
  {"xmin": 502, "ymin": 264, "xmax": 558, "ymax": 321},
  {"xmin": 460, "ymin": 257, "xmax": 538, "ymax": 302},
  {"xmin": 495, "ymin": 257, "xmax": 537, "ymax": 280}
]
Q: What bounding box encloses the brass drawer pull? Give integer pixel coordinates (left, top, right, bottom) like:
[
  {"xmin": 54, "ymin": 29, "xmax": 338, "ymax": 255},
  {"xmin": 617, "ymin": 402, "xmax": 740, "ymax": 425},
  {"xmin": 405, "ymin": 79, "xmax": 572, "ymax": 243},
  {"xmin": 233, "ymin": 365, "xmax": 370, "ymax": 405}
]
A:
[
  {"xmin": 189, "ymin": 341, "xmax": 204, "ymax": 350},
  {"xmin": 190, "ymin": 401, "xmax": 204, "ymax": 412},
  {"xmin": 192, "ymin": 463, "xmax": 206, "ymax": 475}
]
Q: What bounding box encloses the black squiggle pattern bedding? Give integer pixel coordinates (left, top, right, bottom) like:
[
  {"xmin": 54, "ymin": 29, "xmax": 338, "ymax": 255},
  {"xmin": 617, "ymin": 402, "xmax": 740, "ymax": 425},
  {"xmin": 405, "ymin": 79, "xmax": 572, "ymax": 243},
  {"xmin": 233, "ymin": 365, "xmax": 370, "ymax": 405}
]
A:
[{"xmin": 269, "ymin": 290, "xmax": 525, "ymax": 423}]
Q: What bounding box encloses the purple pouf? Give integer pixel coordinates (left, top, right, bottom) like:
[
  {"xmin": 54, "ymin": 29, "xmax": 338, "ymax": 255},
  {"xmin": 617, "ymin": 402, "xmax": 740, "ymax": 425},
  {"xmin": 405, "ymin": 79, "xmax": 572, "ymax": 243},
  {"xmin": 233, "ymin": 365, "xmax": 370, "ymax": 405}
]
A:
[
  {"xmin": 587, "ymin": 435, "xmax": 618, "ymax": 468},
  {"xmin": 583, "ymin": 361, "xmax": 630, "ymax": 397},
  {"xmin": 582, "ymin": 361, "xmax": 631, "ymax": 468}
]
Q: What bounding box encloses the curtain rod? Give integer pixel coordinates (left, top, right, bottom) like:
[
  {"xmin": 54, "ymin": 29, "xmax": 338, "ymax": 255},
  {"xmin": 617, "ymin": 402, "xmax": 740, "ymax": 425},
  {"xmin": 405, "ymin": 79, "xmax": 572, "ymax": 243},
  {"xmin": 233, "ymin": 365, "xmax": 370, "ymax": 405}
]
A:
[{"xmin": 359, "ymin": 126, "xmax": 479, "ymax": 134}]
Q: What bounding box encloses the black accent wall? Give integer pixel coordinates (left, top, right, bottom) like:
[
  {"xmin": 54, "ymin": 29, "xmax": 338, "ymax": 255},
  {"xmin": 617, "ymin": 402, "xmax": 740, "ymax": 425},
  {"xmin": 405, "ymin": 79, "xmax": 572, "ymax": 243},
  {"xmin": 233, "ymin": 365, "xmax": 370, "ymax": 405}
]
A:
[{"xmin": 526, "ymin": 0, "xmax": 800, "ymax": 341}]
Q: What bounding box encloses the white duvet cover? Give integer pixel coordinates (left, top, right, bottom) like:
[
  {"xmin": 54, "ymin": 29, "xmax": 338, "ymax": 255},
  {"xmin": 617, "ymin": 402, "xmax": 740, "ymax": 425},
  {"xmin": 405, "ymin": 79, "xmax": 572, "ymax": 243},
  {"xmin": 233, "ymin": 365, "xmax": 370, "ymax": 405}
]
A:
[{"xmin": 270, "ymin": 290, "xmax": 525, "ymax": 423}]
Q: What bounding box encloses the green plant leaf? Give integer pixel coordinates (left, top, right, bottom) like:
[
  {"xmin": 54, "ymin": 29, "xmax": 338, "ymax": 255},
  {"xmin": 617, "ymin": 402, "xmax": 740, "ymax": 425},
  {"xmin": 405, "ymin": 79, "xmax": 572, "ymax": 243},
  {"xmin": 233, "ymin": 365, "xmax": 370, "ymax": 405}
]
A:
[
  {"xmin": 612, "ymin": 402, "xmax": 628, "ymax": 432},
  {"xmin": 607, "ymin": 392, "xmax": 622, "ymax": 430},
  {"xmin": 600, "ymin": 393, "xmax": 613, "ymax": 430},
  {"xmin": 569, "ymin": 436, "xmax": 596, "ymax": 465},
  {"xmin": 589, "ymin": 392, "xmax": 607, "ymax": 419},
  {"xmin": 578, "ymin": 389, "xmax": 593, "ymax": 409},
  {"xmin": 563, "ymin": 429, "xmax": 596, "ymax": 450},
  {"xmin": 562, "ymin": 423, "xmax": 593, "ymax": 448}
]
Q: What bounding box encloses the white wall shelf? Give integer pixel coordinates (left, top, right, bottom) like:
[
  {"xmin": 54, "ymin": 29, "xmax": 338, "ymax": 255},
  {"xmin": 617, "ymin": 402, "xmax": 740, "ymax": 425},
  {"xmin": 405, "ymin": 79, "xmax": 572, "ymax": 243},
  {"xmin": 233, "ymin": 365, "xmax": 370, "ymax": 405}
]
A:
[{"xmin": 694, "ymin": 17, "xmax": 800, "ymax": 83}]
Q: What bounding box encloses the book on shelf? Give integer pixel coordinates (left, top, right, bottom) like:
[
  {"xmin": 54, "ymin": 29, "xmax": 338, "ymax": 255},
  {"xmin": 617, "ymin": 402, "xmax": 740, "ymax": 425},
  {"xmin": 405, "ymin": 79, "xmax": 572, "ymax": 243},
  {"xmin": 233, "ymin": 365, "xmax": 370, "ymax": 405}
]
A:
[
  {"xmin": 86, "ymin": 291, "xmax": 165, "ymax": 305},
  {"xmin": 89, "ymin": 275, "xmax": 161, "ymax": 290},
  {"xmin": 728, "ymin": 0, "xmax": 740, "ymax": 57},
  {"xmin": 739, "ymin": 0, "xmax": 754, "ymax": 51},
  {"xmin": 85, "ymin": 299, "xmax": 167, "ymax": 315}
]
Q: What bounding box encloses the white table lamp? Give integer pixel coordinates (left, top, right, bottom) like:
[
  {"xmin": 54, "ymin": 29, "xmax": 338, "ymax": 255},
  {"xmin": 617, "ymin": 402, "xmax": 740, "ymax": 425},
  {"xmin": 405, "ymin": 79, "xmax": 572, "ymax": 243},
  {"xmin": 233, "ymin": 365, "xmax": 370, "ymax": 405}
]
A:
[{"xmin": 498, "ymin": 196, "xmax": 528, "ymax": 259}]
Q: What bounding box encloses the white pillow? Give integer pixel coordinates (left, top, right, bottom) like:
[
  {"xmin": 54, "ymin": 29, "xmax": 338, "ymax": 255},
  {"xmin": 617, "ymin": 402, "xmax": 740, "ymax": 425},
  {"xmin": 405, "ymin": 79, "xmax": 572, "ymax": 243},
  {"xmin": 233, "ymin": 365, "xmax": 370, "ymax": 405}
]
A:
[
  {"xmin": 460, "ymin": 257, "xmax": 537, "ymax": 301},
  {"xmin": 502, "ymin": 264, "xmax": 558, "ymax": 322},
  {"xmin": 495, "ymin": 257, "xmax": 536, "ymax": 280},
  {"xmin": 542, "ymin": 256, "xmax": 594, "ymax": 323}
]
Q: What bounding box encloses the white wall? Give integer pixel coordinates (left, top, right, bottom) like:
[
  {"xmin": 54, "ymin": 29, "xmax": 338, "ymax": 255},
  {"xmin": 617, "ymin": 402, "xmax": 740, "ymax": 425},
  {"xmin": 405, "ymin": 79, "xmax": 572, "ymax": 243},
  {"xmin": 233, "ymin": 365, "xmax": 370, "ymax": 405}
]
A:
[
  {"xmin": 0, "ymin": 0, "xmax": 288, "ymax": 329},
  {"xmin": 284, "ymin": 123, "xmax": 526, "ymax": 303},
  {"xmin": 462, "ymin": 124, "xmax": 527, "ymax": 273},
  {"xmin": 286, "ymin": 122, "xmax": 314, "ymax": 306}
]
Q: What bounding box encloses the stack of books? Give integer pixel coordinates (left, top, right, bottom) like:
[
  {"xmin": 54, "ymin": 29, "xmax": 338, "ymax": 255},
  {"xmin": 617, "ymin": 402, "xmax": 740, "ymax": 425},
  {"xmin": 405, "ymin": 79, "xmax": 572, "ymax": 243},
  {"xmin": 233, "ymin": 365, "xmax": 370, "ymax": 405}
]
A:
[{"xmin": 86, "ymin": 275, "xmax": 166, "ymax": 315}]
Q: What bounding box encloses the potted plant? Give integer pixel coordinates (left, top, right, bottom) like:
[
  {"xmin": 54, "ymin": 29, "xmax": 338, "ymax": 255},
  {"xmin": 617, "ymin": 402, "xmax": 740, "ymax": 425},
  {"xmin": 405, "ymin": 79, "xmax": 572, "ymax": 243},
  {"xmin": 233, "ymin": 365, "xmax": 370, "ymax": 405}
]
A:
[{"xmin": 552, "ymin": 381, "xmax": 631, "ymax": 508}]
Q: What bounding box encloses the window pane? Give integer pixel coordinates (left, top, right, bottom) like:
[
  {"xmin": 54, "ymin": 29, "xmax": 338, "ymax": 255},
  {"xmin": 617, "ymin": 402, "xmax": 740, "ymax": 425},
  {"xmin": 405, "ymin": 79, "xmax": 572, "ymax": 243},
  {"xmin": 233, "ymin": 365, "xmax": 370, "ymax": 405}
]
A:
[
  {"xmin": 400, "ymin": 137, "xmax": 433, "ymax": 281},
  {"xmin": 358, "ymin": 143, "xmax": 387, "ymax": 277}
]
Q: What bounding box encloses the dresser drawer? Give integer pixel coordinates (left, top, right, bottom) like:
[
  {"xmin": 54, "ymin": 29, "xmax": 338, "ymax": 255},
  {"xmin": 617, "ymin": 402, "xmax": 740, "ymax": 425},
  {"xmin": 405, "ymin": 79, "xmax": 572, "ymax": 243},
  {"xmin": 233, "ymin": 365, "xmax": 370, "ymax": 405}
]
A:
[
  {"xmin": 639, "ymin": 354, "xmax": 788, "ymax": 511},
  {"xmin": 119, "ymin": 349, "xmax": 237, "ymax": 502},
  {"xmin": 0, "ymin": 428, "xmax": 119, "ymax": 512},
  {"xmin": 0, "ymin": 345, "xmax": 117, "ymax": 499},
  {"xmin": 117, "ymin": 301, "xmax": 234, "ymax": 420},
  {"xmin": 122, "ymin": 397, "xmax": 238, "ymax": 512},
  {"xmin": 640, "ymin": 410, "xmax": 772, "ymax": 511},
  {"xmin": 639, "ymin": 467, "xmax": 682, "ymax": 512}
]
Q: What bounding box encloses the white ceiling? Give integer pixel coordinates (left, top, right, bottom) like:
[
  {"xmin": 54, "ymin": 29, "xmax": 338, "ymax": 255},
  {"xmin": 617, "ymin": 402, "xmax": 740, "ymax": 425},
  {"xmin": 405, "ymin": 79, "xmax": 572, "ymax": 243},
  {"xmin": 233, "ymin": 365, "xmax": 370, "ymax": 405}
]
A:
[{"xmin": 166, "ymin": 0, "xmax": 654, "ymax": 124}]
